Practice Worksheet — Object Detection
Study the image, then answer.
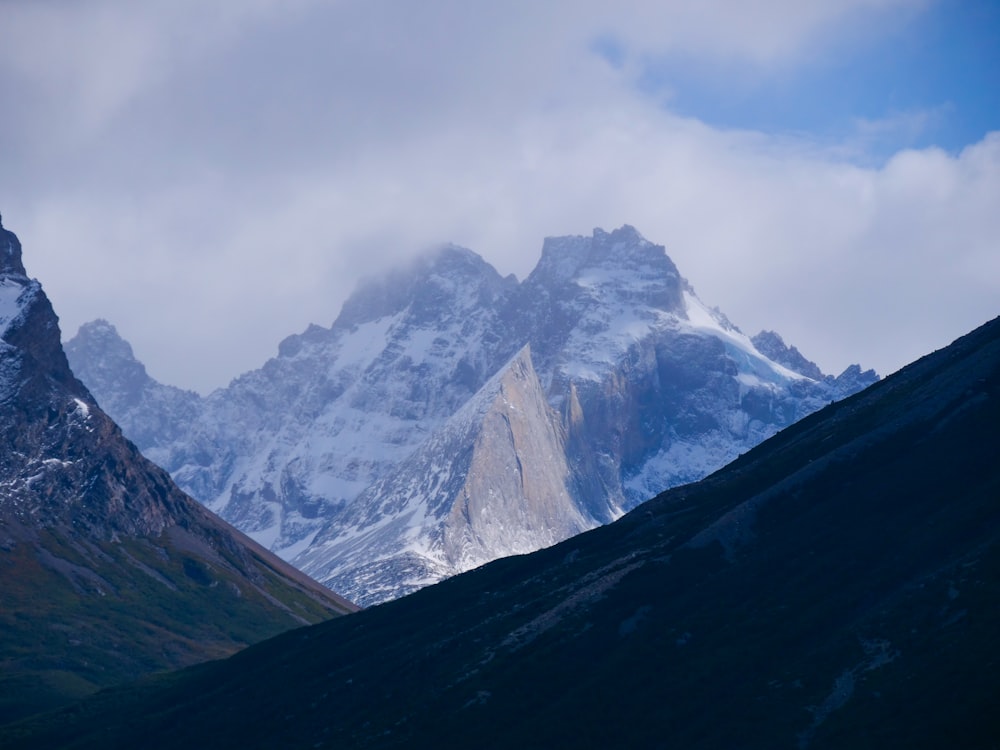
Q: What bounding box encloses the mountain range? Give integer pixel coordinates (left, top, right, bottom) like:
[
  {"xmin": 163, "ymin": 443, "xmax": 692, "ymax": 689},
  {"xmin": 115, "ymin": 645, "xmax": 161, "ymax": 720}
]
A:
[
  {"xmin": 9, "ymin": 306, "xmax": 997, "ymax": 748},
  {"xmin": 67, "ymin": 226, "xmax": 877, "ymax": 604},
  {"xmin": 0, "ymin": 214, "xmax": 356, "ymax": 723}
]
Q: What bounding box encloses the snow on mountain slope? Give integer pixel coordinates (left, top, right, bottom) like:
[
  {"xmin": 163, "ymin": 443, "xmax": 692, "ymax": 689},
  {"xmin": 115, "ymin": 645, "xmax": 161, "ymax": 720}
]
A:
[
  {"xmin": 70, "ymin": 245, "xmax": 517, "ymax": 558},
  {"xmin": 509, "ymin": 225, "xmax": 686, "ymax": 387},
  {"xmin": 294, "ymin": 345, "xmax": 592, "ymax": 606},
  {"xmin": 67, "ymin": 225, "xmax": 878, "ymax": 604},
  {"xmin": 0, "ymin": 279, "xmax": 30, "ymax": 337},
  {"xmin": 681, "ymin": 289, "xmax": 806, "ymax": 386},
  {"xmin": 494, "ymin": 226, "xmax": 874, "ymax": 518}
]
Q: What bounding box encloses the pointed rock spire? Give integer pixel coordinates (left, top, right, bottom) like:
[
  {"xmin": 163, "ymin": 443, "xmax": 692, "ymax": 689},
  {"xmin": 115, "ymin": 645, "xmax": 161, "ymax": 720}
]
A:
[{"xmin": 0, "ymin": 213, "xmax": 28, "ymax": 277}]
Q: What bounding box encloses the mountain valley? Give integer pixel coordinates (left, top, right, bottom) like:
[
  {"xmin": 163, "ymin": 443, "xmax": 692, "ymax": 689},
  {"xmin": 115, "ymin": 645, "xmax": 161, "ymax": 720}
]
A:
[
  {"xmin": 67, "ymin": 226, "xmax": 878, "ymax": 604},
  {"xmin": 10, "ymin": 306, "xmax": 998, "ymax": 748}
]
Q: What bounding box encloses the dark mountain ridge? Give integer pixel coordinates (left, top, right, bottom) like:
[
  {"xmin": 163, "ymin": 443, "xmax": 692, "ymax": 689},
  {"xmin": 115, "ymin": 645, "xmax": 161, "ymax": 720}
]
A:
[
  {"xmin": 0, "ymin": 215, "xmax": 356, "ymax": 723},
  {"xmin": 9, "ymin": 311, "xmax": 998, "ymax": 748}
]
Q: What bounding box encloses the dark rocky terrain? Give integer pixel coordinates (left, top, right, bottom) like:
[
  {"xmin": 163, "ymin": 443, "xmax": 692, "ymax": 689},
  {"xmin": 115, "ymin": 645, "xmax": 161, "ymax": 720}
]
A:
[
  {"xmin": 9, "ymin": 306, "xmax": 996, "ymax": 748},
  {"xmin": 0, "ymin": 215, "xmax": 356, "ymax": 723}
]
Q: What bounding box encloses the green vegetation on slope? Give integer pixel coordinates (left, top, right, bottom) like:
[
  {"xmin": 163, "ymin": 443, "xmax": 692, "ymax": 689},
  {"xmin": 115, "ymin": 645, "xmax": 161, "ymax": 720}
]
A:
[{"xmin": 0, "ymin": 521, "xmax": 352, "ymax": 723}]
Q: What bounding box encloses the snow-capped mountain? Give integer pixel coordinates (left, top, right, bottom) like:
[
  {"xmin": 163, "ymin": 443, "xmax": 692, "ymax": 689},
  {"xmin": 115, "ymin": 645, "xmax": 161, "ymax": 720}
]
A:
[{"xmin": 67, "ymin": 226, "xmax": 877, "ymax": 605}]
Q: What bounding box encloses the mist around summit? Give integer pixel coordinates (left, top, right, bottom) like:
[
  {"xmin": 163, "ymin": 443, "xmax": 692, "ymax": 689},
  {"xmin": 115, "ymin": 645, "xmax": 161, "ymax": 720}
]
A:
[{"xmin": 67, "ymin": 226, "xmax": 877, "ymax": 605}]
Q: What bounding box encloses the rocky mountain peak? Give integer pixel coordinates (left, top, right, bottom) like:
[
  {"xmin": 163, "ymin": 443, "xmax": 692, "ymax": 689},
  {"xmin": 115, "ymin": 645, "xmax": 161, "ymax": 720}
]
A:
[
  {"xmin": 528, "ymin": 226, "xmax": 685, "ymax": 316},
  {"xmin": 2, "ymin": 238, "xmax": 172, "ymax": 538},
  {"xmin": 592, "ymin": 223, "xmax": 656, "ymax": 259},
  {"xmin": 833, "ymin": 362, "xmax": 880, "ymax": 391},
  {"xmin": 1, "ymin": 224, "xmax": 77, "ymax": 397},
  {"xmin": 67, "ymin": 319, "xmax": 143, "ymax": 371},
  {"xmin": 0, "ymin": 213, "xmax": 27, "ymax": 277},
  {"xmin": 65, "ymin": 319, "xmax": 153, "ymax": 409},
  {"xmin": 69, "ymin": 318, "xmax": 133, "ymax": 356},
  {"xmin": 751, "ymin": 329, "xmax": 825, "ymax": 380},
  {"xmin": 334, "ymin": 243, "xmax": 513, "ymax": 331},
  {"xmin": 535, "ymin": 224, "xmax": 672, "ymax": 272}
]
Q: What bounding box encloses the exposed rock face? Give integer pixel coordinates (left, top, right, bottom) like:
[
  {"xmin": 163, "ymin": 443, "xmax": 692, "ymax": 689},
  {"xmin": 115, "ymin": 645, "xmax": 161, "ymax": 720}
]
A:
[
  {"xmin": 295, "ymin": 346, "xmax": 589, "ymax": 605},
  {"xmin": 439, "ymin": 345, "xmax": 587, "ymax": 569},
  {"xmin": 494, "ymin": 226, "xmax": 876, "ymax": 507},
  {"xmin": 751, "ymin": 329, "xmax": 826, "ymax": 380},
  {"xmin": 0, "ymin": 216, "xmax": 355, "ymax": 722},
  {"xmin": 67, "ymin": 225, "xmax": 878, "ymax": 604}
]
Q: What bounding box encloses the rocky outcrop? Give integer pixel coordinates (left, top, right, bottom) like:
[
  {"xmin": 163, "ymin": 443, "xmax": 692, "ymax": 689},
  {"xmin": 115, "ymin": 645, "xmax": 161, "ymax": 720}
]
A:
[
  {"xmin": 751, "ymin": 329, "xmax": 826, "ymax": 380},
  {"xmin": 439, "ymin": 345, "xmax": 589, "ymax": 570}
]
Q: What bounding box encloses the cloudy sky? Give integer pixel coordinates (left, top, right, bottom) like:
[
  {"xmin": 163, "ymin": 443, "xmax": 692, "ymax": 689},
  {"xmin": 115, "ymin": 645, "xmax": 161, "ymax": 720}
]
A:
[{"xmin": 1, "ymin": 0, "xmax": 997, "ymax": 394}]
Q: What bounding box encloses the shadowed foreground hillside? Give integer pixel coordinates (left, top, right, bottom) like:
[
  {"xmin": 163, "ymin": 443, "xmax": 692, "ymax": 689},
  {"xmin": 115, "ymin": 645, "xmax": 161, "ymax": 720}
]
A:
[
  {"xmin": 3, "ymin": 316, "xmax": 998, "ymax": 749},
  {"xmin": 0, "ymin": 216, "xmax": 356, "ymax": 724}
]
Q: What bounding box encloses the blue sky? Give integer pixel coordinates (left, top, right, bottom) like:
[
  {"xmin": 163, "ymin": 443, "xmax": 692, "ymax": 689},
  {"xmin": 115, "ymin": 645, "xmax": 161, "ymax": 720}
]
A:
[
  {"xmin": 633, "ymin": 0, "xmax": 999, "ymax": 155},
  {"xmin": 0, "ymin": 0, "xmax": 997, "ymax": 392}
]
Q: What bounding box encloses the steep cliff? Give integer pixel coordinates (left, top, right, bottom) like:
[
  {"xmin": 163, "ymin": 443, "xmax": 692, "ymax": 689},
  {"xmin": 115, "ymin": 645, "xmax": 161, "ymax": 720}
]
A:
[{"xmin": 294, "ymin": 345, "xmax": 590, "ymax": 605}]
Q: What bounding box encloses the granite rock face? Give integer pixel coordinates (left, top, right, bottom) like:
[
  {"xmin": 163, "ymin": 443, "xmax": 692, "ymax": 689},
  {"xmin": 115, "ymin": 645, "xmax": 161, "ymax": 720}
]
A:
[{"xmin": 294, "ymin": 345, "xmax": 589, "ymax": 605}]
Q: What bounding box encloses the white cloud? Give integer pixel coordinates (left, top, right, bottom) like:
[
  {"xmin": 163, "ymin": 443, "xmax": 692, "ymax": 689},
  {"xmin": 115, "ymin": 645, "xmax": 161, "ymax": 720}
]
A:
[{"xmin": 3, "ymin": 0, "xmax": 993, "ymax": 392}]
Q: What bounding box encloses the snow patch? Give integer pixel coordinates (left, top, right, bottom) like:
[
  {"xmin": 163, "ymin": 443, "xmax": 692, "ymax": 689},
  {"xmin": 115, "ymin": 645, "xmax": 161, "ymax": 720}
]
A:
[
  {"xmin": 72, "ymin": 398, "xmax": 90, "ymax": 419},
  {"xmin": 0, "ymin": 278, "xmax": 28, "ymax": 337},
  {"xmin": 681, "ymin": 291, "xmax": 809, "ymax": 384}
]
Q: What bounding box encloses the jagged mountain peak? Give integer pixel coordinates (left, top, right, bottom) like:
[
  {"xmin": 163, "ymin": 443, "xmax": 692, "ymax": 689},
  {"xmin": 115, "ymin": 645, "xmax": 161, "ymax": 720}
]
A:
[
  {"xmin": 751, "ymin": 329, "xmax": 825, "ymax": 380},
  {"xmin": 276, "ymin": 243, "xmax": 515, "ymax": 361},
  {"xmin": 524, "ymin": 226, "xmax": 687, "ymax": 345},
  {"xmin": 0, "ymin": 214, "xmax": 27, "ymax": 277},
  {"xmin": 516, "ymin": 226, "xmax": 690, "ymax": 386},
  {"xmin": 333, "ymin": 243, "xmax": 515, "ymax": 331},
  {"xmin": 66, "ymin": 319, "xmax": 145, "ymax": 375},
  {"xmin": 833, "ymin": 362, "xmax": 880, "ymax": 391},
  {"xmin": 1, "ymin": 228, "xmax": 76, "ymax": 398},
  {"xmin": 65, "ymin": 319, "xmax": 157, "ymax": 414},
  {"xmin": 71, "ymin": 318, "xmax": 130, "ymax": 349},
  {"xmin": 2, "ymin": 230, "xmax": 187, "ymax": 539},
  {"xmin": 533, "ymin": 225, "xmax": 681, "ymax": 288}
]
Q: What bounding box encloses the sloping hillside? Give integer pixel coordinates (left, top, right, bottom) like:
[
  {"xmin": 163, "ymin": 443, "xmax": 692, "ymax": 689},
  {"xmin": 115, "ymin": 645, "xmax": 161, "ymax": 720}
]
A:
[
  {"xmin": 0, "ymin": 216, "xmax": 356, "ymax": 724},
  {"xmin": 5, "ymin": 313, "xmax": 996, "ymax": 748}
]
